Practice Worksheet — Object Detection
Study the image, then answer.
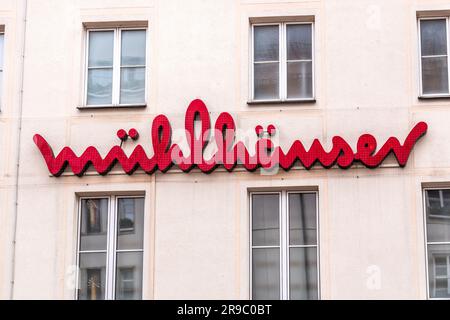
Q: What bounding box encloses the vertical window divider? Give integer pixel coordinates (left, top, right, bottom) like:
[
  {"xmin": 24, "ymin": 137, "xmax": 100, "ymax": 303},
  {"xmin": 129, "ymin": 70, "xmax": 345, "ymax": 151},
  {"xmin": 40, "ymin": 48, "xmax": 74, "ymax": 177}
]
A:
[
  {"xmin": 283, "ymin": 190, "xmax": 290, "ymax": 300},
  {"xmin": 446, "ymin": 17, "xmax": 450, "ymax": 95},
  {"xmin": 105, "ymin": 196, "xmax": 113, "ymax": 299},
  {"xmin": 145, "ymin": 28, "xmax": 149, "ymax": 105},
  {"xmin": 418, "ymin": 18, "xmax": 422, "ymax": 97},
  {"xmin": 83, "ymin": 29, "xmax": 90, "ymax": 107},
  {"xmin": 316, "ymin": 191, "xmax": 320, "ymax": 299},
  {"xmin": 74, "ymin": 196, "xmax": 82, "ymax": 300},
  {"xmin": 248, "ymin": 192, "xmax": 253, "ymax": 299},
  {"xmin": 423, "ymin": 188, "xmax": 431, "ymax": 299},
  {"xmin": 250, "ymin": 24, "xmax": 254, "ymax": 101},
  {"xmin": 277, "ymin": 191, "xmax": 283, "ymax": 300},
  {"xmin": 280, "ymin": 23, "xmax": 286, "ymax": 101},
  {"xmin": 311, "ymin": 22, "xmax": 316, "ymax": 100},
  {"xmin": 111, "ymin": 195, "xmax": 119, "ymax": 299},
  {"xmin": 112, "ymin": 29, "xmax": 121, "ymax": 106},
  {"xmin": 280, "ymin": 191, "xmax": 286, "ymax": 300}
]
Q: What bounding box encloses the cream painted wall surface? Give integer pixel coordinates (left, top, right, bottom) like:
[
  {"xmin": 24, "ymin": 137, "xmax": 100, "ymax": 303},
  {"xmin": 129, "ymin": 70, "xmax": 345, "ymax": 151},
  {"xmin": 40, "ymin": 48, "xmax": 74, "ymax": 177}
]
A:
[
  {"xmin": 0, "ymin": 0, "xmax": 449, "ymax": 299},
  {"xmin": 0, "ymin": 0, "xmax": 26, "ymax": 300}
]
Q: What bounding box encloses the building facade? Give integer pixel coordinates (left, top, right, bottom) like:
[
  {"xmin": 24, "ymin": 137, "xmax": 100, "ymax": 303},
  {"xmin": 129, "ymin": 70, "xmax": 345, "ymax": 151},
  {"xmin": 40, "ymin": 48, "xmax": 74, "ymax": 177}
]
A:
[{"xmin": 0, "ymin": 0, "xmax": 450, "ymax": 299}]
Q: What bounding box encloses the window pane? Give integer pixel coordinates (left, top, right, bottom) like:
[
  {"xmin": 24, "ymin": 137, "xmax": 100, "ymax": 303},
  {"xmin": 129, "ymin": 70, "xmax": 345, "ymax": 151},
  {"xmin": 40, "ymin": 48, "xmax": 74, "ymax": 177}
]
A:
[
  {"xmin": 287, "ymin": 61, "xmax": 313, "ymax": 99},
  {"xmin": 88, "ymin": 31, "xmax": 114, "ymax": 67},
  {"xmin": 435, "ymin": 278, "xmax": 449, "ymax": 296},
  {"xmin": 435, "ymin": 256, "xmax": 448, "ymax": 277},
  {"xmin": 78, "ymin": 252, "xmax": 106, "ymax": 300},
  {"xmin": 426, "ymin": 190, "xmax": 450, "ymax": 243},
  {"xmin": 115, "ymin": 252, "xmax": 143, "ymax": 300},
  {"xmin": 426, "ymin": 190, "xmax": 450, "ymax": 217},
  {"xmin": 289, "ymin": 247, "xmax": 318, "ymax": 300},
  {"xmin": 254, "ymin": 63, "xmax": 279, "ymax": 100},
  {"xmin": 120, "ymin": 67, "xmax": 145, "ymax": 104},
  {"xmin": 287, "ymin": 24, "xmax": 312, "ymax": 60},
  {"xmin": 0, "ymin": 34, "xmax": 4, "ymax": 68},
  {"xmin": 254, "ymin": 25, "xmax": 279, "ymax": 62},
  {"xmin": 121, "ymin": 30, "xmax": 146, "ymax": 66},
  {"xmin": 252, "ymin": 248, "xmax": 280, "ymax": 300},
  {"xmin": 422, "ymin": 57, "xmax": 449, "ymax": 95},
  {"xmin": 428, "ymin": 245, "xmax": 450, "ymax": 298},
  {"xmin": 87, "ymin": 68, "xmax": 113, "ymax": 105},
  {"xmin": 117, "ymin": 197, "xmax": 145, "ymax": 250},
  {"xmin": 289, "ymin": 193, "xmax": 317, "ymax": 246},
  {"xmin": 252, "ymin": 194, "xmax": 280, "ymax": 246},
  {"xmin": 80, "ymin": 198, "xmax": 109, "ymax": 251},
  {"xmin": 421, "ymin": 19, "xmax": 447, "ymax": 56}
]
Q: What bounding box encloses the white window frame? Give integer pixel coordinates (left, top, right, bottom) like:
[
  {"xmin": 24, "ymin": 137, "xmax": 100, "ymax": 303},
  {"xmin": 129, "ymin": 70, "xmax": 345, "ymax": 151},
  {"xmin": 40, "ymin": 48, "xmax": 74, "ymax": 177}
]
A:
[
  {"xmin": 84, "ymin": 27, "xmax": 148, "ymax": 108},
  {"xmin": 75, "ymin": 195, "xmax": 144, "ymax": 300},
  {"xmin": 418, "ymin": 17, "xmax": 450, "ymax": 98},
  {"xmin": 249, "ymin": 190, "xmax": 320, "ymax": 300},
  {"xmin": 250, "ymin": 22, "xmax": 315, "ymax": 103},
  {"xmin": 423, "ymin": 187, "xmax": 450, "ymax": 300}
]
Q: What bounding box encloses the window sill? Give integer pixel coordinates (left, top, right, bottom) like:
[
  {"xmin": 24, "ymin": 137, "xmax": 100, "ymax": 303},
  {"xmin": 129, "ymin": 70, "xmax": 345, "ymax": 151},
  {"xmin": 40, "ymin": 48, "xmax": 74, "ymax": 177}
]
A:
[
  {"xmin": 77, "ymin": 104, "xmax": 147, "ymax": 110},
  {"xmin": 247, "ymin": 99, "xmax": 316, "ymax": 105},
  {"xmin": 418, "ymin": 95, "xmax": 450, "ymax": 100}
]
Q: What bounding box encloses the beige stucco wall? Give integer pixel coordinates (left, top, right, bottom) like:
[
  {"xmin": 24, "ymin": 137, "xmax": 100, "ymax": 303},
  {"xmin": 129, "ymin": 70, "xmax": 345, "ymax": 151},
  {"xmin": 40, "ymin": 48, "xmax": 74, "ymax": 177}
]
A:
[
  {"xmin": 0, "ymin": 0, "xmax": 26, "ymax": 300},
  {"xmin": 1, "ymin": 0, "xmax": 450, "ymax": 299}
]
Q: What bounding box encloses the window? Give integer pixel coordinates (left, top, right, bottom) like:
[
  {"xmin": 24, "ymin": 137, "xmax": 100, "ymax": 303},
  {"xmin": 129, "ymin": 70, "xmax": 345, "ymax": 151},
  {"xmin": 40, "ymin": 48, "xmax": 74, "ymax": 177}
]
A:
[
  {"xmin": 424, "ymin": 188, "xmax": 450, "ymax": 299},
  {"xmin": 77, "ymin": 196, "xmax": 144, "ymax": 300},
  {"xmin": 85, "ymin": 28, "xmax": 146, "ymax": 107},
  {"xmin": 418, "ymin": 18, "xmax": 450, "ymax": 96},
  {"xmin": 251, "ymin": 22, "xmax": 314, "ymax": 102},
  {"xmin": 250, "ymin": 191, "xmax": 319, "ymax": 300}
]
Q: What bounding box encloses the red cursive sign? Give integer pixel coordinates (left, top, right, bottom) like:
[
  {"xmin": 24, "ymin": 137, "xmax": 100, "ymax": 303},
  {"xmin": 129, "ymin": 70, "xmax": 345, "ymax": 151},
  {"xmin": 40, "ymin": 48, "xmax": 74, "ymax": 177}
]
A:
[{"xmin": 33, "ymin": 99, "xmax": 428, "ymax": 176}]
